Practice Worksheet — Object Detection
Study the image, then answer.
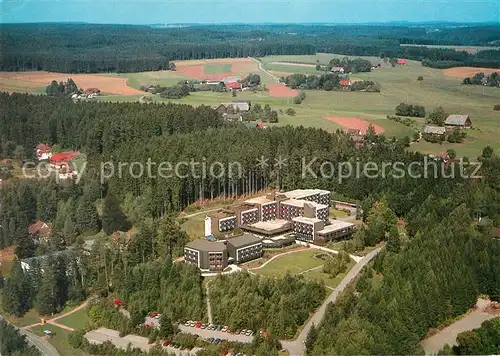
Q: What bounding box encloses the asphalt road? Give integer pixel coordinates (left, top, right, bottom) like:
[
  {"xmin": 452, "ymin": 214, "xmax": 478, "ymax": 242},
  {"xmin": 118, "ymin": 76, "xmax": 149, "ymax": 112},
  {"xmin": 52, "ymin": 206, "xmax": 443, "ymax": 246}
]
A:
[
  {"xmin": 280, "ymin": 247, "xmax": 383, "ymax": 356},
  {"xmin": 19, "ymin": 327, "xmax": 60, "ymax": 356},
  {"xmin": 1, "ymin": 315, "xmax": 60, "ymax": 356}
]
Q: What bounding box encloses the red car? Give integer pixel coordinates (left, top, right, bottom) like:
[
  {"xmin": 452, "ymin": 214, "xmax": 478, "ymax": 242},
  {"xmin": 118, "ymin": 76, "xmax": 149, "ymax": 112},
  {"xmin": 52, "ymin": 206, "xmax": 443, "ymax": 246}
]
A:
[
  {"xmin": 195, "ymin": 321, "xmax": 202, "ymax": 328},
  {"xmin": 150, "ymin": 312, "xmax": 159, "ymax": 318},
  {"xmin": 163, "ymin": 340, "xmax": 171, "ymax": 347}
]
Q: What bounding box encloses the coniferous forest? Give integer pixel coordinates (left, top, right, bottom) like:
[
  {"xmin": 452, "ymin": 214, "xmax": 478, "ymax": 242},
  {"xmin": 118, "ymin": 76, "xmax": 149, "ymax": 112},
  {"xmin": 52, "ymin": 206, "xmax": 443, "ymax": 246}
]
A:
[
  {"xmin": 0, "ymin": 91, "xmax": 499, "ymax": 355},
  {"xmin": 1, "ymin": 24, "xmax": 499, "ymax": 72}
]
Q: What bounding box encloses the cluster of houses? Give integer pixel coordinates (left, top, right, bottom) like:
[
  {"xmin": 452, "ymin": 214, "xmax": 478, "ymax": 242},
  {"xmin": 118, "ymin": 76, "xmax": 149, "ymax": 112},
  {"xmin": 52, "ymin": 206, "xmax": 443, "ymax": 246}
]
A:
[
  {"xmin": 36, "ymin": 144, "xmax": 79, "ymax": 180},
  {"xmin": 213, "ymin": 100, "xmax": 267, "ymax": 128},
  {"xmin": 423, "ymin": 114, "xmax": 472, "ymax": 140},
  {"xmin": 71, "ymin": 88, "xmax": 101, "ymax": 101},
  {"xmin": 184, "ymin": 189, "xmax": 356, "ymax": 271}
]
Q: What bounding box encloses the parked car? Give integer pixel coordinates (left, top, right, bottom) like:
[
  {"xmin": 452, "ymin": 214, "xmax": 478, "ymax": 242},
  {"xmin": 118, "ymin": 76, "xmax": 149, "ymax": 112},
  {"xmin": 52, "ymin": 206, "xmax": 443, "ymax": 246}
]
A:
[
  {"xmin": 163, "ymin": 340, "xmax": 171, "ymax": 347},
  {"xmin": 245, "ymin": 330, "xmax": 253, "ymax": 336},
  {"xmin": 206, "ymin": 337, "xmax": 214, "ymax": 343},
  {"xmin": 189, "ymin": 321, "xmax": 196, "ymax": 327},
  {"xmin": 201, "ymin": 324, "xmax": 207, "ymax": 329},
  {"xmin": 184, "ymin": 321, "xmax": 191, "ymax": 326},
  {"xmin": 195, "ymin": 321, "xmax": 202, "ymax": 328},
  {"xmin": 155, "ymin": 313, "xmax": 161, "ymax": 320},
  {"xmin": 150, "ymin": 312, "xmax": 159, "ymax": 318},
  {"xmin": 217, "ymin": 325, "xmax": 223, "ymax": 331},
  {"xmin": 221, "ymin": 326, "xmax": 228, "ymax": 332},
  {"xmin": 240, "ymin": 329, "xmax": 247, "ymax": 335},
  {"xmin": 214, "ymin": 338, "xmax": 221, "ymax": 344}
]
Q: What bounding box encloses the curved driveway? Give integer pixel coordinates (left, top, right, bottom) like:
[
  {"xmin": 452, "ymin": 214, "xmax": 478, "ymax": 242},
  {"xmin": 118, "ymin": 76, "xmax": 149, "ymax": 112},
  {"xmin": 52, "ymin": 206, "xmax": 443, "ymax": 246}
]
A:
[
  {"xmin": 19, "ymin": 328, "xmax": 60, "ymax": 356},
  {"xmin": 280, "ymin": 247, "xmax": 382, "ymax": 356}
]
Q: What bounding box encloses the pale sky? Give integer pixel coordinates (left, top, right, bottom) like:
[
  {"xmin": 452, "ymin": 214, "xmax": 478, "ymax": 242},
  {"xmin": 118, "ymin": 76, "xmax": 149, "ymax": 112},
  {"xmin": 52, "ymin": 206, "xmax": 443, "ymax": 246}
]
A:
[{"xmin": 1, "ymin": 0, "xmax": 499, "ymax": 24}]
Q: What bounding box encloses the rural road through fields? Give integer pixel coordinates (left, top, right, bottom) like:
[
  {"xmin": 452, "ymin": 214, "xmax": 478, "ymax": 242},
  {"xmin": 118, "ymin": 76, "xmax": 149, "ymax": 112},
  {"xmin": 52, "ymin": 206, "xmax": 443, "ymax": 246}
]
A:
[
  {"xmin": 280, "ymin": 247, "xmax": 383, "ymax": 356},
  {"xmin": 248, "ymin": 57, "xmax": 280, "ymax": 83}
]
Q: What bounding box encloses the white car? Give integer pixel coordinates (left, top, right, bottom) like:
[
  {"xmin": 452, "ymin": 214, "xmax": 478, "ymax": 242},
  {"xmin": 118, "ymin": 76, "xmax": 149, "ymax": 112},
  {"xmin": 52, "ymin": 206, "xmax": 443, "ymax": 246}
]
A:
[
  {"xmin": 155, "ymin": 314, "xmax": 161, "ymax": 319},
  {"xmin": 221, "ymin": 326, "xmax": 228, "ymax": 332}
]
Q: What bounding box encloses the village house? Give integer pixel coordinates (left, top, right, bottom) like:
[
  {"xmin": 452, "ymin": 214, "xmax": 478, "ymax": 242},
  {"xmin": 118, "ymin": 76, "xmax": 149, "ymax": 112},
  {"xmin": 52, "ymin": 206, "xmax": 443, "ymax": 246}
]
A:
[
  {"xmin": 223, "ymin": 113, "xmax": 243, "ymax": 122},
  {"xmin": 397, "ymin": 59, "xmax": 408, "ymax": 65},
  {"xmin": 444, "ymin": 114, "xmax": 472, "ymax": 128},
  {"xmin": 49, "ymin": 151, "xmax": 78, "ymax": 180},
  {"xmin": 339, "ymin": 80, "xmax": 351, "ymax": 89},
  {"xmin": 224, "ymin": 100, "xmax": 251, "ymax": 112},
  {"xmin": 36, "ymin": 143, "xmax": 52, "ymax": 160},
  {"xmin": 225, "ymin": 81, "xmax": 241, "ymax": 90},
  {"xmin": 423, "ymin": 125, "xmax": 446, "ymax": 138},
  {"xmin": 214, "ymin": 104, "xmax": 227, "ymax": 115},
  {"xmin": 331, "ymin": 66, "xmax": 345, "ymax": 73},
  {"xmin": 28, "ymin": 220, "xmax": 52, "ymax": 243}
]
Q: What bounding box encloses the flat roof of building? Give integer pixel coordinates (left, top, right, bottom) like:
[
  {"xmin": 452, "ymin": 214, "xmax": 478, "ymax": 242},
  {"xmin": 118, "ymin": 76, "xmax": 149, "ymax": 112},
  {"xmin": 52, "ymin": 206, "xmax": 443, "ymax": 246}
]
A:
[
  {"xmin": 317, "ymin": 220, "xmax": 356, "ymax": 234},
  {"xmin": 227, "ymin": 233, "xmax": 262, "ymax": 248},
  {"xmin": 232, "ymin": 204, "xmax": 258, "ymax": 213},
  {"xmin": 293, "ymin": 216, "xmax": 323, "ymax": 224},
  {"xmin": 210, "ymin": 211, "xmax": 235, "ymax": 220},
  {"xmin": 248, "ymin": 219, "xmax": 291, "ymax": 232},
  {"xmin": 281, "ymin": 199, "xmax": 328, "ymax": 210},
  {"xmin": 244, "ymin": 196, "xmax": 275, "ymax": 205},
  {"xmin": 185, "ymin": 239, "xmax": 227, "ymax": 252},
  {"xmin": 284, "ymin": 189, "xmax": 330, "ymax": 199}
]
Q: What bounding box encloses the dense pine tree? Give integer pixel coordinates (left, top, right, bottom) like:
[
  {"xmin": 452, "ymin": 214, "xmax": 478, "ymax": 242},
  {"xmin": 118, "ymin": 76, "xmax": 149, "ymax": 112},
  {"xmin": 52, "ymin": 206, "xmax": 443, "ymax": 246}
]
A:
[{"xmin": 101, "ymin": 194, "xmax": 131, "ymax": 235}]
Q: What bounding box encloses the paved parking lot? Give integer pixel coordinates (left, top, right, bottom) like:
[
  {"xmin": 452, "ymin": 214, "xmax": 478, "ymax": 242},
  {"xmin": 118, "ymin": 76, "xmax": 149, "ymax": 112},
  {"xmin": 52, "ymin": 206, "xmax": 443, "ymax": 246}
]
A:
[
  {"xmin": 178, "ymin": 324, "xmax": 254, "ymax": 343},
  {"xmin": 85, "ymin": 327, "xmax": 202, "ymax": 355}
]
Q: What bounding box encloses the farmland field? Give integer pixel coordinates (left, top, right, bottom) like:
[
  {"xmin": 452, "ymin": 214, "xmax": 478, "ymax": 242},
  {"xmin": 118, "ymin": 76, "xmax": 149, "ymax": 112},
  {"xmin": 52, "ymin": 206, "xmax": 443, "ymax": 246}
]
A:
[
  {"xmin": 204, "ymin": 63, "xmax": 232, "ymax": 74},
  {"xmin": 2, "ymin": 54, "xmax": 499, "ymax": 157}
]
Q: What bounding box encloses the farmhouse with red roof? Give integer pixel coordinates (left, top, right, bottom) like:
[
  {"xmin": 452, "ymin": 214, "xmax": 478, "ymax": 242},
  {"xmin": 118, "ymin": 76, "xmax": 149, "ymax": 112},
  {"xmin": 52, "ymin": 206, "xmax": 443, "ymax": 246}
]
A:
[
  {"xmin": 225, "ymin": 81, "xmax": 241, "ymax": 90},
  {"xmin": 29, "ymin": 220, "xmax": 52, "ymax": 243},
  {"xmin": 36, "ymin": 144, "xmax": 52, "ymax": 160},
  {"xmin": 397, "ymin": 59, "xmax": 407, "ymax": 65},
  {"xmin": 49, "ymin": 151, "xmax": 78, "ymax": 179}
]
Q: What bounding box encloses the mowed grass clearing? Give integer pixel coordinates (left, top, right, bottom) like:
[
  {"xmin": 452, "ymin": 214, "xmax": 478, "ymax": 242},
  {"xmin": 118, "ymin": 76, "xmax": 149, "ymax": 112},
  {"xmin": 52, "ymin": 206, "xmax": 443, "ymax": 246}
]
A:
[
  {"xmin": 56, "ymin": 307, "xmax": 89, "ymax": 330},
  {"xmin": 31, "ymin": 324, "xmax": 85, "ymax": 356},
  {"xmin": 204, "ymin": 63, "xmax": 232, "ymax": 74},
  {"xmin": 302, "ymin": 261, "xmax": 355, "ymax": 288},
  {"xmin": 255, "ymin": 249, "xmax": 324, "ymax": 278}
]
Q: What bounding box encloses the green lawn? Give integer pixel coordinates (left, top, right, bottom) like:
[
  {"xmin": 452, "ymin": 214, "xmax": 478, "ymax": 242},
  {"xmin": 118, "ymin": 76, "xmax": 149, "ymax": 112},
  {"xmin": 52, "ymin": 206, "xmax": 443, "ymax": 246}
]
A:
[
  {"xmin": 302, "ymin": 261, "xmax": 355, "ymax": 288},
  {"xmin": 5, "ymin": 304, "xmax": 76, "ymax": 328},
  {"xmin": 265, "ymin": 63, "xmax": 320, "ymax": 75},
  {"xmin": 204, "ymin": 63, "xmax": 232, "ymax": 75},
  {"xmin": 56, "ymin": 307, "xmax": 89, "ymax": 330},
  {"xmin": 256, "ymin": 250, "xmax": 325, "ymax": 278},
  {"xmin": 31, "ymin": 325, "xmax": 84, "ymax": 356},
  {"xmin": 330, "ymin": 208, "xmax": 350, "ymax": 218},
  {"xmin": 181, "ymin": 214, "xmax": 206, "ymax": 240}
]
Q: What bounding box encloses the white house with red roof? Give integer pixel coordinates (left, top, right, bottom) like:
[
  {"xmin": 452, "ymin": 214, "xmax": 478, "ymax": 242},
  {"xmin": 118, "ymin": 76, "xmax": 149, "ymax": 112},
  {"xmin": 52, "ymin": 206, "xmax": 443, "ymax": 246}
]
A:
[
  {"xmin": 36, "ymin": 144, "xmax": 52, "ymax": 160},
  {"xmin": 49, "ymin": 151, "xmax": 78, "ymax": 179}
]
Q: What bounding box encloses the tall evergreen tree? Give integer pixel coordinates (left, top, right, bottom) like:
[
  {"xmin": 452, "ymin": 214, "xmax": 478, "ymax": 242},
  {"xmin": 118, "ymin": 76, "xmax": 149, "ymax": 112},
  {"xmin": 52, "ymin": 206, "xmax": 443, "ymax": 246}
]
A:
[
  {"xmin": 101, "ymin": 194, "xmax": 131, "ymax": 235},
  {"xmin": 2, "ymin": 258, "xmax": 32, "ymax": 316},
  {"xmin": 387, "ymin": 225, "xmax": 401, "ymax": 253},
  {"xmin": 76, "ymin": 193, "xmax": 101, "ymax": 234}
]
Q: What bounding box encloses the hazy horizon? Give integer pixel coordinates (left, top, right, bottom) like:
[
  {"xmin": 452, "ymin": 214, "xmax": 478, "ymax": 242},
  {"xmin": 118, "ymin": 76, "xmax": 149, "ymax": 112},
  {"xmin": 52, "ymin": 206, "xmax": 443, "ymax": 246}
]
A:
[{"xmin": 2, "ymin": 0, "xmax": 499, "ymax": 25}]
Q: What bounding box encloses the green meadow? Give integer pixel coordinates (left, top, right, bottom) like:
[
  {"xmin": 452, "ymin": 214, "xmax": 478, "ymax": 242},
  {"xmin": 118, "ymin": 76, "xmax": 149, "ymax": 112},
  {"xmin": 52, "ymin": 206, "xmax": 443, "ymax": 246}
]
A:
[{"xmin": 69, "ymin": 54, "xmax": 500, "ymax": 157}]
